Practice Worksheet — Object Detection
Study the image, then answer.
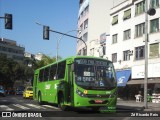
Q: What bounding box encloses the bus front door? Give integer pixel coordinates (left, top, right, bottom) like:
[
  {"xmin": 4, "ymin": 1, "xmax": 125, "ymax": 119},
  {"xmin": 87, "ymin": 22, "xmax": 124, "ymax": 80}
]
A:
[{"xmin": 67, "ymin": 64, "xmax": 73, "ymax": 104}]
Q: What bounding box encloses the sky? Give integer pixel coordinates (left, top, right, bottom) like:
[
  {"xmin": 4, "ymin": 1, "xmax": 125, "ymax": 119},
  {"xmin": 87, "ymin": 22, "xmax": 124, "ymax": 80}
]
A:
[{"xmin": 0, "ymin": 0, "xmax": 79, "ymax": 58}]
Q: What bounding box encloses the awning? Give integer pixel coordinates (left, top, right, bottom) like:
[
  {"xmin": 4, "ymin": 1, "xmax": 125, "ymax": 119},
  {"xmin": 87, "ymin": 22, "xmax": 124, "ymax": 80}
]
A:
[
  {"xmin": 127, "ymin": 78, "xmax": 160, "ymax": 85},
  {"xmin": 116, "ymin": 70, "xmax": 131, "ymax": 87}
]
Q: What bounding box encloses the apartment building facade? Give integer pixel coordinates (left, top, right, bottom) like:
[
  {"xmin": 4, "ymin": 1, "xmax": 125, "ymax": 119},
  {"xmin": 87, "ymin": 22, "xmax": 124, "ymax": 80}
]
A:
[
  {"xmin": 107, "ymin": 0, "xmax": 160, "ymax": 98},
  {"xmin": 0, "ymin": 38, "xmax": 25, "ymax": 61},
  {"xmin": 77, "ymin": 0, "xmax": 124, "ymax": 57}
]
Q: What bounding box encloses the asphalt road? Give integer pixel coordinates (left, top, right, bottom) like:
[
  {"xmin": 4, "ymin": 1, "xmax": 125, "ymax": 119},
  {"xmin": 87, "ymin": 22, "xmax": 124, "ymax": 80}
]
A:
[{"xmin": 0, "ymin": 95, "xmax": 159, "ymax": 120}]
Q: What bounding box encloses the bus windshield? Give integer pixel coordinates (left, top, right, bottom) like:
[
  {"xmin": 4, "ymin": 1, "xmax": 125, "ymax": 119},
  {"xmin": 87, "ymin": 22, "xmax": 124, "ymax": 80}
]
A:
[{"xmin": 75, "ymin": 58, "xmax": 116, "ymax": 90}]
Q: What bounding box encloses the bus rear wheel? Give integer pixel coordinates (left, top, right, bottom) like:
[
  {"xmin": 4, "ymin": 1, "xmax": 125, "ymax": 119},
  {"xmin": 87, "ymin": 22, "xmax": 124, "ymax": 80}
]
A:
[{"xmin": 58, "ymin": 95, "xmax": 68, "ymax": 111}]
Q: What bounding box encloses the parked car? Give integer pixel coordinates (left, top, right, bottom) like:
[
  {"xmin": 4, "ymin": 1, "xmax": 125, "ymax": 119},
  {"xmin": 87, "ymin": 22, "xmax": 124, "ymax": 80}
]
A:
[
  {"xmin": 0, "ymin": 85, "xmax": 6, "ymax": 97},
  {"xmin": 23, "ymin": 86, "xmax": 33, "ymax": 98},
  {"xmin": 15, "ymin": 86, "xmax": 25, "ymax": 95}
]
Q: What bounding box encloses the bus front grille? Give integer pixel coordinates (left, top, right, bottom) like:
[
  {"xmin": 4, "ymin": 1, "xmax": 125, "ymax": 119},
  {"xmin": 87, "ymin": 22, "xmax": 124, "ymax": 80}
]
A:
[{"xmin": 86, "ymin": 94, "xmax": 110, "ymax": 98}]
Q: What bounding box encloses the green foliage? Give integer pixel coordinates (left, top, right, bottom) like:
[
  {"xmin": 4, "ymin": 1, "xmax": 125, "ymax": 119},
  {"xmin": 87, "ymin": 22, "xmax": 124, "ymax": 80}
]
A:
[
  {"xmin": 0, "ymin": 54, "xmax": 59, "ymax": 88},
  {"xmin": 36, "ymin": 55, "xmax": 57, "ymax": 68}
]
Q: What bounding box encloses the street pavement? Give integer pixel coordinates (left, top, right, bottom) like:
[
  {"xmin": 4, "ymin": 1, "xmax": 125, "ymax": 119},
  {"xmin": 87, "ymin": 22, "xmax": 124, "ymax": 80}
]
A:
[{"xmin": 117, "ymin": 98, "xmax": 160, "ymax": 111}]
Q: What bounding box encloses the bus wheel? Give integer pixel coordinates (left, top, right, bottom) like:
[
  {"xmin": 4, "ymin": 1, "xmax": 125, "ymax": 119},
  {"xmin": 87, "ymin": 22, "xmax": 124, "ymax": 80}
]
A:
[
  {"xmin": 58, "ymin": 95, "xmax": 68, "ymax": 111},
  {"xmin": 38, "ymin": 92, "xmax": 44, "ymax": 105}
]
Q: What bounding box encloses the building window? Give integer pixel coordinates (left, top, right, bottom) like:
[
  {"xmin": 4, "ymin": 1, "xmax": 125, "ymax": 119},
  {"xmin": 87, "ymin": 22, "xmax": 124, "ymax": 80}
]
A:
[
  {"xmin": 90, "ymin": 48, "xmax": 94, "ymax": 56},
  {"xmin": 150, "ymin": 0, "xmax": 159, "ymax": 8},
  {"xmin": 123, "ymin": 29, "xmax": 131, "ymax": 40},
  {"xmin": 81, "ymin": 11, "xmax": 84, "ymax": 18},
  {"xmin": 135, "ymin": 1, "xmax": 145, "ymax": 16},
  {"xmin": 84, "ymin": 19, "xmax": 88, "ymax": 29},
  {"xmin": 135, "ymin": 23, "xmax": 145, "ymax": 37},
  {"xmin": 112, "ymin": 15, "xmax": 118, "ymax": 25},
  {"xmin": 135, "ymin": 46, "xmax": 145, "ymax": 60},
  {"xmin": 150, "ymin": 43, "xmax": 159, "ymax": 58},
  {"xmin": 112, "ymin": 34, "xmax": 117, "ymax": 44},
  {"xmin": 83, "ymin": 48, "xmax": 87, "ymax": 55},
  {"xmin": 83, "ymin": 32, "xmax": 88, "ymax": 42},
  {"xmin": 80, "ymin": 23, "xmax": 83, "ymax": 32},
  {"xmin": 84, "ymin": 5, "xmax": 89, "ymax": 16},
  {"xmin": 112, "ymin": 53, "xmax": 117, "ymax": 63},
  {"xmin": 123, "ymin": 50, "xmax": 130, "ymax": 61},
  {"xmin": 123, "ymin": 9, "xmax": 131, "ymax": 20},
  {"xmin": 78, "ymin": 49, "xmax": 81, "ymax": 55},
  {"xmin": 150, "ymin": 18, "xmax": 159, "ymax": 33}
]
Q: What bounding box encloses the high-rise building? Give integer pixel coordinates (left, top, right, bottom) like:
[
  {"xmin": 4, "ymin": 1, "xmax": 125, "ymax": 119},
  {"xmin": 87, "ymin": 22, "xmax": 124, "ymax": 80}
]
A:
[
  {"xmin": 0, "ymin": 38, "xmax": 25, "ymax": 61},
  {"xmin": 108, "ymin": 0, "xmax": 160, "ymax": 98},
  {"xmin": 77, "ymin": 0, "xmax": 125, "ymax": 57}
]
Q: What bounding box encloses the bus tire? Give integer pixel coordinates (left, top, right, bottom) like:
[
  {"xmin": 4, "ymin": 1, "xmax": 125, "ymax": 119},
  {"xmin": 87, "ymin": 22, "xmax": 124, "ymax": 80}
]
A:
[
  {"xmin": 38, "ymin": 92, "xmax": 44, "ymax": 105},
  {"xmin": 58, "ymin": 94, "xmax": 68, "ymax": 111}
]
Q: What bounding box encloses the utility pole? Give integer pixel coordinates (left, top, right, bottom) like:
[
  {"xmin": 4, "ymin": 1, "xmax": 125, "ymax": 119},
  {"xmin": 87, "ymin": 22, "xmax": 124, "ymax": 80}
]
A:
[
  {"xmin": 144, "ymin": 0, "xmax": 148, "ymax": 109},
  {"xmin": 144, "ymin": 0, "xmax": 156, "ymax": 109}
]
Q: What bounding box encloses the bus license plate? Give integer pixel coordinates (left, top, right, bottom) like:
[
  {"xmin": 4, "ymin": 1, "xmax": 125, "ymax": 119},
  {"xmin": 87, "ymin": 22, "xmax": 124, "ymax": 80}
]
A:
[{"xmin": 95, "ymin": 100, "xmax": 103, "ymax": 103}]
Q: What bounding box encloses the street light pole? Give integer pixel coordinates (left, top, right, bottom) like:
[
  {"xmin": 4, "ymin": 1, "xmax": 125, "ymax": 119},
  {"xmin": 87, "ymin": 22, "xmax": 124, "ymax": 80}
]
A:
[
  {"xmin": 56, "ymin": 30, "xmax": 80, "ymax": 61},
  {"xmin": 144, "ymin": 0, "xmax": 149, "ymax": 109}
]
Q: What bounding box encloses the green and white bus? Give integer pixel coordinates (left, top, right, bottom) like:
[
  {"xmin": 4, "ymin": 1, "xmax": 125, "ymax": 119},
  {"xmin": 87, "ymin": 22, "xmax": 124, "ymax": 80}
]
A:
[{"xmin": 33, "ymin": 56, "xmax": 117, "ymax": 112}]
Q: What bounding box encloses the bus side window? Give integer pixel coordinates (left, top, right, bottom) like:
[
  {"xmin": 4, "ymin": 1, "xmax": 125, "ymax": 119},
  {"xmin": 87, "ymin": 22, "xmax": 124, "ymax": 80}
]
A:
[
  {"xmin": 39, "ymin": 69, "xmax": 44, "ymax": 82},
  {"xmin": 44, "ymin": 67, "xmax": 50, "ymax": 81},
  {"xmin": 57, "ymin": 61, "xmax": 66, "ymax": 79},
  {"xmin": 50, "ymin": 65, "xmax": 57, "ymax": 80}
]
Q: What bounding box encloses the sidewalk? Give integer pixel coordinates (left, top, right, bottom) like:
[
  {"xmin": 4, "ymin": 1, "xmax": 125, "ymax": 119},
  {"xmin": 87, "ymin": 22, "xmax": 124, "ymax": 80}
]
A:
[{"xmin": 117, "ymin": 98, "xmax": 160, "ymax": 111}]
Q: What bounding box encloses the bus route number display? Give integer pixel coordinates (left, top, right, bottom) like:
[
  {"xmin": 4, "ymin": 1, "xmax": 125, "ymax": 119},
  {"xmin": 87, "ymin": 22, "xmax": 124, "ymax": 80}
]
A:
[{"xmin": 75, "ymin": 59, "xmax": 108, "ymax": 66}]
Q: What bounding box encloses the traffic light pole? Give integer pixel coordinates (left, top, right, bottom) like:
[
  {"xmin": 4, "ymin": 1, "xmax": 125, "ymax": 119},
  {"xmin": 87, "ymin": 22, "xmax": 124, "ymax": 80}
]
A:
[
  {"xmin": 0, "ymin": 13, "xmax": 13, "ymax": 29},
  {"xmin": 48, "ymin": 29, "xmax": 87, "ymax": 51}
]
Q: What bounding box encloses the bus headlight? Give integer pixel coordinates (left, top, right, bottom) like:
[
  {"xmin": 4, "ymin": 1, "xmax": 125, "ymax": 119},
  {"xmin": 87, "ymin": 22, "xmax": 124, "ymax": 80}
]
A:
[{"xmin": 76, "ymin": 88, "xmax": 86, "ymax": 97}]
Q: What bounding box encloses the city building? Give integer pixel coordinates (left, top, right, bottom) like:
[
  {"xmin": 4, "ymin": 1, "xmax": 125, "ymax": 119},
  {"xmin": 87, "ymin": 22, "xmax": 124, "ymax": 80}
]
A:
[
  {"xmin": 34, "ymin": 52, "xmax": 44, "ymax": 61},
  {"xmin": 0, "ymin": 38, "xmax": 25, "ymax": 61},
  {"xmin": 77, "ymin": 0, "xmax": 125, "ymax": 57},
  {"xmin": 107, "ymin": 0, "xmax": 160, "ymax": 99},
  {"xmin": 24, "ymin": 52, "xmax": 35, "ymax": 67}
]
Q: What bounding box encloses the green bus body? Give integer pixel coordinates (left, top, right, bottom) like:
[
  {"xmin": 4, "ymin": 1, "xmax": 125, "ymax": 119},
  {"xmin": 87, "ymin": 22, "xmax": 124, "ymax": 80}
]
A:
[{"xmin": 33, "ymin": 56, "xmax": 117, "ymax": 112}]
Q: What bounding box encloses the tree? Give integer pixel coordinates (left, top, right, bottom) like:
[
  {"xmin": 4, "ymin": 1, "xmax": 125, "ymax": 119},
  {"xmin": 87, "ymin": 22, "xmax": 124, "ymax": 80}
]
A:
[{"xmin": 36, "ymin": 55, "xmax": 57, "ymax": 68}]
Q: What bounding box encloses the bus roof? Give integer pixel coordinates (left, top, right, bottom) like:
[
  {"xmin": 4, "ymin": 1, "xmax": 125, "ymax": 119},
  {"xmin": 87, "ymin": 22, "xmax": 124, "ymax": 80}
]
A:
[{"xmin": 35, "ymin": 56, "xmax": 111, "ymax": 71}]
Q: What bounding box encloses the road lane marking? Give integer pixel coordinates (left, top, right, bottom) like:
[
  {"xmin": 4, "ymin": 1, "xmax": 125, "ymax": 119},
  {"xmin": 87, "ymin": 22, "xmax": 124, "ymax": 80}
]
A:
[
  {"xmin": 12, "ymin": 104, "xmax": 30, "ymax": 110},
  {"xmin": 0, "ymin": 105, "xmax": 14, "ymax": 111},
  {"xmin": 42, "ymin": 105, "xmax": 59, "ymax": 109},
  {"xmin": 25, "ymin": 104, "xmax": 46, "ymax": 109}
]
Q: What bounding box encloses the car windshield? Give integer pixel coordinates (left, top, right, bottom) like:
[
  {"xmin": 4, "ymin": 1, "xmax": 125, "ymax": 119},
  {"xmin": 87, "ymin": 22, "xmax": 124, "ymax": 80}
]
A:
[
  {"xmin": 27, "ymin": 88, "xmax": 33, "ymax": 91},
  {"xmin": 74, "ymin": 58, "xmax": 116, "ymax": 90}
]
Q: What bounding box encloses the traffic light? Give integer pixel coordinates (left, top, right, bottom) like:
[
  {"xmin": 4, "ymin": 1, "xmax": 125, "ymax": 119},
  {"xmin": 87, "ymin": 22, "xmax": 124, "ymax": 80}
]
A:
[
  {"xmin": 5, "ymin": 13, "xmax": 12, "ymax": 29},
  {"xmin": 147, "ymin": 8, "xmax": 156, "ymax": 16},
  {"xmin": 43, "ymin": 26, "xmax": 49, "ymax": 40}
]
